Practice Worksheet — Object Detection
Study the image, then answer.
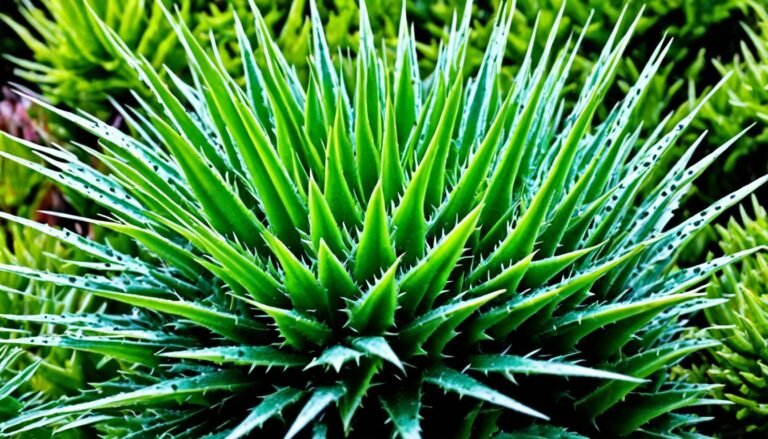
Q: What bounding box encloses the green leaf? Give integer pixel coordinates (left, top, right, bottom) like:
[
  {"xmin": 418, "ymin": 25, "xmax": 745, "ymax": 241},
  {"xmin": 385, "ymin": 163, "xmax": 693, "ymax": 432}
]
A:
[
  {"xmin": 317, "ymin": 240, "xmax": 361, "ymax": 317},
  {"xmin": 522, "ymin": 244, "xmax": 602, "ymax": 287},
  {"xmin": 351, "ymin": 336, "xmax": 404, "ymax": 372},
  {"xmin": 160, "ymin": 346, "xmax": 308, "ymax": 368},
  {"xmin": 400, "ymin": 290, "xmax": 504, "ymax": 355},
  {"xmin": 263, "ymin": 233, "xmax": 330, "ymax": 319},
  {"xmin": 381, "ymin": 95, "xmax": 405, "ymax": 205},
  {"xmin": 309, "ymin": 178, "xmax": 347, "ymax": 258},
  {"xmin": 146, "ymin": 111, "xmax": 266, "ymax": 250},
  {"xmin": 400, "ymin": 203, "xmax": 482, "ymax": 315},
  {"xmin": 163, "ymin": 221, "xmax": 284, "ymax": 307},
  {"xmin": 324, "ymin": 102, "xmax": 362, "ymax": 229},
  {"xmin": 0, "ymin": 336, "xmax": 159, "ymax": 367},
  {"xmin": 307, "ymin": 0, "xmax": 338, "ymax": 116},
  {"xmin": 355, "ymin": 183, "xmax": 396, "ymax": 283},
  {"xmin": 226, "ymin": 388, "xmax": 304, "ymax": 439},
  {"xmin": 0, "ymin": 371, "xmax": 251, "ymax": 432},
  {"xmin": 470, "ymin": 355, "xmax": 644, "ymax": 382},
  {"xmin": 285, "ymin": 385, "xmax": 345, "ymax": 439},
  {"xmin": 338, "ymin": 359, "xmax": 380, "ymax": 433},
  {"xmin": 424, "ymin": 366, "xmax": 548, "ymax": 420},
  {"xmin": 549, "ymin": 291, "xmax": 705, "ymax": 353},
  {"xmin": 306, "ymin": 345, "xmax": 363, "ymax": 372},
  {"xmin": 381, "ymin": 386, "xmax": 421, "ymax": 439},
  {"xmin": 89, "ymin": 290, "xmax": 264, "ymax": 344},
  {"xmin": 348, "ymin": 261, "xmax": 400, "ymax": 333},
  {"xmin": 392, "ymin": 79, "xmax": 463, "ymax": 264},
  {"xmin": 435, "ymin": 90, "xmax": 514, "ymax": 231},
  {"xmin": 604, "ymin": 385, "xmax": 713, "ymax": 435},
  {"xmin": 171, "ymin": 10, "xmax": 308, "ymax": 248},
  {"xmin": 250, "ymin": 303, "xmax": 332, "ymax": 350},
  {"xmin": 472, "ymin": 244, "xmax": 646, "ymax": 340},
  {"xmin": 250, "ymin": 6, "xmax": 322, "ymax": 179},
  {"xmin": 101, "ymin": 221, "xmax": 204, "ymax": 282},
  {"xmin": 468, "ymin": 254, "xmax": 534, "ymax": 298},
  {"xmin": 305, "ymin": 71, "xmax": 329, "ymax": 153},
  {"xmin": 575, "ymin": 340, "xmax": 719, "ymax": 418},
  {"xmin": 393, "ymin": 5, "xmax": 419, "ymax": 147},
  {"xmin": 354, "ymin": 44, "xmax": 380, "ymax": 199},
  {"xmin": 0, "ymin": 360, "xmax": 40, "ymax": 401}
]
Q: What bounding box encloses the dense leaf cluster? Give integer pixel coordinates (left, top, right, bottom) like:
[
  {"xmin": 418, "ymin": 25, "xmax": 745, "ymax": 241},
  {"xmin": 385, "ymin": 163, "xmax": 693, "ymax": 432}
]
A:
[{"xmin": 0, "ymin": 1, "xmax": 764, "ymax": 437}]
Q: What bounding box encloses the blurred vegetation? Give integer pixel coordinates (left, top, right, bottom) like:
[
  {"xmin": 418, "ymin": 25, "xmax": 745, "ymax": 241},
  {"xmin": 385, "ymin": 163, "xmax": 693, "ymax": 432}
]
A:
[{"xmin": 681, "ymin": 198, "xmax": 768, "ymax": 436}]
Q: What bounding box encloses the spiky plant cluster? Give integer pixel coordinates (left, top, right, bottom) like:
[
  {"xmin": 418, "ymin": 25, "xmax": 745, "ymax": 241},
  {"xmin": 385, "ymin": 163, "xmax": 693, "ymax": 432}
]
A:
[
  {"xmin": 277, "ymin": 0, "xmax": 752, "ymax": 135},
  {"xmin": 686, "ymin": 2, "xmax": 768, "ymax": 203},
  {"xmin": 1, "ymin": 0, "xmax": 264, "ymax": 116},
  {"xmin": 0, "ymin": 88, "xmax": 104, "ymax": 410},
  {"xmin": 0, "ymin": 1, "xmax": 764, "ymax": 437},
  {"xmin": 1, "ymin": 0, "xmax": 405, "ymax": 118},
  {"xmin": 5, "ymin": 0, "xmax": 752, "ymax": 126},
  {"xmin": 0, "ymin": 225, "xmax": 99, "ymax": 400},
  {"xmin": 270, "ymin": 0, "xmax": 404, "ymax": 68},
  {"xmin": 696, "ymin": 198, "xmax": 768, "ymax": 433}
]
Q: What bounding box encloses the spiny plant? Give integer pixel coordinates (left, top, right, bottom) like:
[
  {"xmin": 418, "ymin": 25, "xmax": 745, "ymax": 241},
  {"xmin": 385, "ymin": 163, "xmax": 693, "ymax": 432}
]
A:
[
  {"xmin": 395, "ymin": 0, "xmax": 750, "ymax": 74},
  {"xmin": 272, "ymin": 0, "xmax": 403, "ymax": 67},
  {"xmin": 0, "ymin": 221, "xmax": 139, "ymax": 425},
  {"xmin": 0, "ymin": 89, "xmax": 105, "ymax": 412},
  {"xmin": 2, "ymin": 0, "xmax": 412, "ymax": 118},
  {"xmin": 1, "ymin": 0, "xmax": 263, "ymax": 117},
  {"xmin": 409, "ymin": 0, "xmax": 751, "ymax": 130},
  {"xmin": 692, "ymin": 198, "xmax": 768, "ymax": 434},
  {"xmin": 0, "ymin": 0, "xmax": 765, "ymax": 436},
  {"xmin": 496, "ymin": 0, "xmax": 750, "ymax": 57},
  {"xmin": 0, "ymin": 225, "xmax": 99, "ymax": 401},
  {"xmin": 685, "ymin": 1, "xmax": 768, "ymax": 204},
  {"xmin": 4, "ymin": 0, "xmax": 751, "ymax": 142}
]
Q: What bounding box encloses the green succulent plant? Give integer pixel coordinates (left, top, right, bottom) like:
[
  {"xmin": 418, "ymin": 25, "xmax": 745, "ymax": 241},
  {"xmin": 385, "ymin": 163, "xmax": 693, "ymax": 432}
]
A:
[
  {"xmin": 6, "ymin": 0, "xmax": 752, "ymax": 123},
  {"xmin": 0, "ymin": 84, "xmax": 99, "ymax": 229},
  {"xmin": 0, "ymin": 225, "xmax": 98, "ymax": 400},
  {"xmin": 0, "ymin": 85, "xmax": 114, "ymax": 423},
  {"xmin": 0, "ymin": 1, "xmax": 764, "ymax": 437},
  {"xmin": 0, "ymin": 0, "xmax": 267, "ymax": 117},
  {"xmin": 694, "ymin": 198, "xmax": 768, "ymax": 434},
  {"xmin": 0, "ymin": 84, "xmax": 116, "ymax": 431},
  {"xmin": 0, "ymin": 222, "xmax": 137, "ymax": 432},
  {"xmin": 2, "ymin": 0, "xmax": 418, "ymax": 119},
  {"xmin": 684, "ymin": 1, "xmax": 768, "ymax": 205},
  {"xmin": 387, "ymin": 0, "xmax": 752, "ymax": 131}
]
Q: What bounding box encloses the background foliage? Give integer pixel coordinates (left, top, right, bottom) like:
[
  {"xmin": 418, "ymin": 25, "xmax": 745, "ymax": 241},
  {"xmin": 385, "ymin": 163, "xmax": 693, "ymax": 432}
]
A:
[{"xmin": 681, "ymin": 198, "xmax": 768, "ymax": 435}]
